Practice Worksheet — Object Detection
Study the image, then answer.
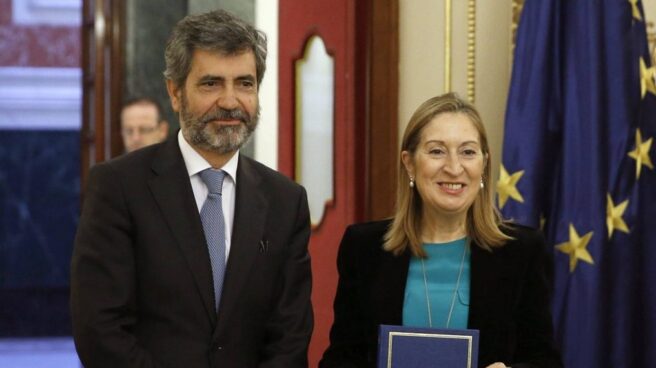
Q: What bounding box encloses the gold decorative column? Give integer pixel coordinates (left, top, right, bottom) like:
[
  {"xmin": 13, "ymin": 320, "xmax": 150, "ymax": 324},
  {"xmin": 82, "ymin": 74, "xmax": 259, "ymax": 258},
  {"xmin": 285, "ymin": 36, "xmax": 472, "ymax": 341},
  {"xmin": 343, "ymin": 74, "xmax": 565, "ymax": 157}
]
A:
[
  {"xmin": 444, "ymin": 0, "xmax": 452, "ymax": 92},
  {"xmin": 466, "ymin": 0, "xmax": 476, "ymax": 103},
  {"xmin": 511, "ymin": 0, "xmax": 525, "ymax": 66},
  {"xmin": 444, "ymin": 0, "xmax": 477, "ymax": 102}
]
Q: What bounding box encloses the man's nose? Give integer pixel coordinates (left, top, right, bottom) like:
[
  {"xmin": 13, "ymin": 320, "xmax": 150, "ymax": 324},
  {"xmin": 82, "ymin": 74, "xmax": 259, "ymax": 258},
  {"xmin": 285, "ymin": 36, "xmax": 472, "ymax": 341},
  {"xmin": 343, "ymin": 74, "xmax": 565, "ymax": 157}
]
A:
[
  {"xmin": 130, "ymin": 131, "xmax": 144, "ymax": 141},
  {"xmin": 217, "ymin": 86, "xmax": 239, "ymax": 110}
]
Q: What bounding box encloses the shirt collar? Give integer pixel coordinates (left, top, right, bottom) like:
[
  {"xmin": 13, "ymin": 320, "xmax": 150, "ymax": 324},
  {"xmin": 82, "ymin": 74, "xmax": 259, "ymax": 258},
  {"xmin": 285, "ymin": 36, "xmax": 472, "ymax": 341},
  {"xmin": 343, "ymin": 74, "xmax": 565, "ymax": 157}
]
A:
[{"xmin": 177, "ymin": 130, "xmax": 239, "ymax": 183}]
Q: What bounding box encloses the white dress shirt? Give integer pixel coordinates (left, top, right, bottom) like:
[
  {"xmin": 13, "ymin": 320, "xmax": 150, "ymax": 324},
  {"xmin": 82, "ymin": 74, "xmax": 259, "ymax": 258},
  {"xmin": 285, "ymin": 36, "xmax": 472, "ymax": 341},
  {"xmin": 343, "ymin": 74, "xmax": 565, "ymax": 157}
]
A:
[{"xmin": 178, "ymin": 131, "xmax": 238, "ymax": 262}]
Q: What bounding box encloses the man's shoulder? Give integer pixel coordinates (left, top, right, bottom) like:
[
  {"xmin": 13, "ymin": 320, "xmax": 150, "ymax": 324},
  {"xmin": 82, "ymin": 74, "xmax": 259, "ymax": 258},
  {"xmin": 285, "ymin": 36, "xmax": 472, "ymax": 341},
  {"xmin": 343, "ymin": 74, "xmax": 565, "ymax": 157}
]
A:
[
  {"xmin": 240, "ymin": 155, "xmax": 302, "ymax": 190},
  {"xmin": 97, "ymin": 141, "xmax": 165, "ymax": 171},
  {"xmin": 86, "ymin": 141, "xmax": 173, "ymax": 190}
]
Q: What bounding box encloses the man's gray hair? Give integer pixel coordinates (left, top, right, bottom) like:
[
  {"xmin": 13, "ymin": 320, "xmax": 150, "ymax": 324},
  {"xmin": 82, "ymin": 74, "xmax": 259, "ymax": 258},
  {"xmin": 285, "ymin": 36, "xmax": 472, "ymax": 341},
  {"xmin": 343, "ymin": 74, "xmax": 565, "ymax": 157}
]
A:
[{"xmin": 164, "ymin": 9, "xmax": 267, "ymax": 88}]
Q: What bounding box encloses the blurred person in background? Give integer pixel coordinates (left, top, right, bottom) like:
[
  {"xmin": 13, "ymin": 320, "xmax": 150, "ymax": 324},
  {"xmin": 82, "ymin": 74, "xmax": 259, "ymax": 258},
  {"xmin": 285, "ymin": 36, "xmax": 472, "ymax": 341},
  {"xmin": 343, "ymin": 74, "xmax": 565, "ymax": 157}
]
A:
[{"xmin": 120, "ymin": 97, "xmax": 169, "ymax": 153}]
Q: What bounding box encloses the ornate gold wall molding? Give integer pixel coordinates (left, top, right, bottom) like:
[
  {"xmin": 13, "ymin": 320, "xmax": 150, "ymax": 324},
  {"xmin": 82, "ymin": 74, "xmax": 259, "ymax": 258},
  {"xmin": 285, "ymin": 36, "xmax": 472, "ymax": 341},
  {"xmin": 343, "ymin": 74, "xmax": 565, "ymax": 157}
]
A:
[
  {"xmin": 511, "ymin": 0, "xmax": 525, "ymax": 66},
  {"xmin": 467, "ymin": 0, "xmax": 476, "ymax": 103},
  {"xmin": 444, "ymin": 0, "xmax": 476, "ymax": 102},
  {"xmin": 445, "ymin": 0, "xmax": 452, "ymax": 92}
]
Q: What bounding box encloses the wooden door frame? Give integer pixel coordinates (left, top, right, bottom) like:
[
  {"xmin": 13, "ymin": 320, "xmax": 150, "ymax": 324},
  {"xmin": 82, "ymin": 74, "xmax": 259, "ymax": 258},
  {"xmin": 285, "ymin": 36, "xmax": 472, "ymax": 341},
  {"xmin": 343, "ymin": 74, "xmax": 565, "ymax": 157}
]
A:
[
  {"xmin": 277, "ymin": 0, "xmax": 399, "ymax": 364},
  {"xmin": 81, "ymin": 0, "xmax": 125, "ymax": 192},
  {"xmin": 278, "ymin": 0, "xmax": 399, "ymax": 222},
  {"xmin": 359, "ymin": 0, "xmax": 399, "ymax": 222}
]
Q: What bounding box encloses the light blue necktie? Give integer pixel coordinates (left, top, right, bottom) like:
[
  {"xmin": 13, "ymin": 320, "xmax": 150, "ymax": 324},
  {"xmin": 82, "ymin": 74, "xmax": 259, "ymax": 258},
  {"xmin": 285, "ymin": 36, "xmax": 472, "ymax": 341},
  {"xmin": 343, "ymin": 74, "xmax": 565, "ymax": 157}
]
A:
[{"xmin": 199, "ymin": 169, "xmax": 226, "ymax": 312}]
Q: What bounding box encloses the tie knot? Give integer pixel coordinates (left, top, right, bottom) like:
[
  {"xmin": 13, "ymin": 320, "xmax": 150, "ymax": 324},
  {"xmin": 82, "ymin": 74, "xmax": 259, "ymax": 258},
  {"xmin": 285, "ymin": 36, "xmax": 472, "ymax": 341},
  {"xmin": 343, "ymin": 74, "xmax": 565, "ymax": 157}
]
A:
[{"xmin": 200, "ymin": 169, "xmax": 225, "ymax": 195}]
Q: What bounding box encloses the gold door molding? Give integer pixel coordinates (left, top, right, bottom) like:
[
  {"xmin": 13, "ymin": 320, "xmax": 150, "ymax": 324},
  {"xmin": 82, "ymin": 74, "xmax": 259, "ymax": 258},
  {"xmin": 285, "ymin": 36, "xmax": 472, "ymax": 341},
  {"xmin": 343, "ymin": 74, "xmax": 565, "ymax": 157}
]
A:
[
  {"xmin": 444, "ymin": 0, "xmax": 477, "ymax": 103},
  {"xmin": 511, "ymin": 0, "xmax": 525, "ymax": 66}
]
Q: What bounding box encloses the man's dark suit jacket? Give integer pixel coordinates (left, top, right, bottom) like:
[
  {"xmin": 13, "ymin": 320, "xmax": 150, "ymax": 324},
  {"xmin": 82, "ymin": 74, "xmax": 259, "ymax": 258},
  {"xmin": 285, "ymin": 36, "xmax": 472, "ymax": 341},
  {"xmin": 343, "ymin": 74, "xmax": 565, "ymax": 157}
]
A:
[
  {"xmin": 71, "ymin": 137, "xmax": 313, "ymax": 368},
  {"xmin": 319, "ymin": 220, "xmax": 563, "ymax": 368}
]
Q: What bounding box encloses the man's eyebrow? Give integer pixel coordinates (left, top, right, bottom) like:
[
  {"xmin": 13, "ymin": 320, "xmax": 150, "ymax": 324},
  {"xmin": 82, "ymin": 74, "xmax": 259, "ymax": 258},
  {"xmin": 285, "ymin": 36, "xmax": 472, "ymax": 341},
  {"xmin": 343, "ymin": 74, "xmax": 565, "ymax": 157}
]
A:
[
  {"xmin": 235, "ymin": 74, "xmax": 256, "ymax": 82},
  {"xmin": 197, "ymin": 75, "xmax": 224, "ymax": 83},
  {"xmin": 196, "ymin": 75, "xmax": 256, "ymax": 83}
]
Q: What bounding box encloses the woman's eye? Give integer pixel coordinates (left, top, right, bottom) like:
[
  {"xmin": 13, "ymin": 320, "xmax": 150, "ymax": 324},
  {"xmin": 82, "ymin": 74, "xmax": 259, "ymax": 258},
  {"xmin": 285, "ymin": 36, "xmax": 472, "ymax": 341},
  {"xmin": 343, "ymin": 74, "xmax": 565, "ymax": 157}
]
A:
[
  {"xmin": 460, "ymin": 149, "xmax": 480, "ymax": 158},
  {"xmin": 428, "ymin": 148, "xmax": 445, "ymax": 155}
]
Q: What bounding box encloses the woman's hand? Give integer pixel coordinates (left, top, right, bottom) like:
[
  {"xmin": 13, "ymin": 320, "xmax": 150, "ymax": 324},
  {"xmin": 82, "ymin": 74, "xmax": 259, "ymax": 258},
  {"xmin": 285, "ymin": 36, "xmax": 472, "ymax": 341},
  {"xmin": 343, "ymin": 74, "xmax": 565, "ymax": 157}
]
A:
[{"xmin": 485, "ymin": 363, "xmax": 508, "ymax": 368}]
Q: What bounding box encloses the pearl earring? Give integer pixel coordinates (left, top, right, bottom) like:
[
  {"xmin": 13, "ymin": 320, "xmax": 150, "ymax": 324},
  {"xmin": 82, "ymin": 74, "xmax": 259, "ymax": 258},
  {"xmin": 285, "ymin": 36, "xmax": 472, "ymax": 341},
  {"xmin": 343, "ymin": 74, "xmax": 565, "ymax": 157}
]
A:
[
  {"xmin": 480, "ymin": 179, "xmax": 484, "ymax": 189},
  {"xmin": 410, "ymin": 177, "xmax": 415, "ymax": 188}
]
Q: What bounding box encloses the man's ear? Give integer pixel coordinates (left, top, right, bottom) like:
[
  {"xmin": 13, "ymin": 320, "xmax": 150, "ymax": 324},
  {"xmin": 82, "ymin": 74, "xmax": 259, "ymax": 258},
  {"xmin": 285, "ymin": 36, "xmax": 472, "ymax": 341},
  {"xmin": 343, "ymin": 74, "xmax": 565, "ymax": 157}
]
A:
[{"xmin": 166, "ymin": 79, "xmax": 181, "ymax": 113}]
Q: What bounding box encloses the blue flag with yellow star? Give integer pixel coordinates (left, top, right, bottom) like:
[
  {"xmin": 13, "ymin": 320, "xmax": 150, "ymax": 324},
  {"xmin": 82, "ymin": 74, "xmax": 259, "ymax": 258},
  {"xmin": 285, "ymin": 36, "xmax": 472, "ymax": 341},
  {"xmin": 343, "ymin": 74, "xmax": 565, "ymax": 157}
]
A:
[{"xmin": 500, "ymin": 0, "xmax": 656, "ymax": 366}]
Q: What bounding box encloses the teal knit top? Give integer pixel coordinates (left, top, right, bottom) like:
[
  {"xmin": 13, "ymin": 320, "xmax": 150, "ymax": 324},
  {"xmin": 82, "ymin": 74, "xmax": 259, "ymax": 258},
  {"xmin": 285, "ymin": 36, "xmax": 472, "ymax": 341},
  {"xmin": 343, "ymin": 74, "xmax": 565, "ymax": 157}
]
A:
[{"xmin": 402, "ymin": 237, "xmax": 470, "ymax": 329}]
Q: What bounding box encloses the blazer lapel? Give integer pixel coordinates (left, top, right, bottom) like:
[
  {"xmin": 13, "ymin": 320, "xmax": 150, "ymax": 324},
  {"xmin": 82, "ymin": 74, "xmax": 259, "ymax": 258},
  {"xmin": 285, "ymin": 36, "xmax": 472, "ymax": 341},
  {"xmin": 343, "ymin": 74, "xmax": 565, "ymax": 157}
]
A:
[
  {"xmin": 148, "ymin": 138, "xmax": 216, "ymax": 325},
  {"xmin": 215, "ymin": 156, "xmax": 268, "ymax": 331},
  {"xmin": 374, "ymin": 239, "xmax": 505, "ymax": 329},
  {"xmin": 468, "ymin": 243, "xmax": 502, "ymax": 329},
  {"xmin": 372, "ymin": 248, "xmax": 411, "ymax": 325}
]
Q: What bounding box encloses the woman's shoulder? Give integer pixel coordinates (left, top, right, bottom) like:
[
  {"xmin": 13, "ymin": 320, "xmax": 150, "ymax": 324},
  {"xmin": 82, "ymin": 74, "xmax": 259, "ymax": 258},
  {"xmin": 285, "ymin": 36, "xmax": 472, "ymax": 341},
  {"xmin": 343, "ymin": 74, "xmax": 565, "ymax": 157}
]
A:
[
  {"xmin": 338, "ymin": 219, "xmax": 393, "ymax": 255},
  {"xmin": 344, "ymin": 219, "xmax": 393, "ymax": 238},
  {"xmin": 496, "ymin": 222, "xmax": 548, "ymax": 255},
  {"xmin": 501, "ymin": 222, "xmax": 543, "ymax": 240}
]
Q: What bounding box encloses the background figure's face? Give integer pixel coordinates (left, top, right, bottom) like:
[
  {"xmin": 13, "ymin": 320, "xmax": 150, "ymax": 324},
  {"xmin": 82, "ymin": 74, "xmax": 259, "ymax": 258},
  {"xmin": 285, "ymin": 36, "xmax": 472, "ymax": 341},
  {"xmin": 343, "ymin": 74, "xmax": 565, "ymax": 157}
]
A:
[
  {"xmin": 121, "ymin": 103, "xmax": 168, "ymax": 153},
  {"xmin": 168, "ymin": 49, "xmax": 259, "ymax": 155},
  {"xmin": 402, "ymin": 112, "xmax": 485, "ymax": 220}
]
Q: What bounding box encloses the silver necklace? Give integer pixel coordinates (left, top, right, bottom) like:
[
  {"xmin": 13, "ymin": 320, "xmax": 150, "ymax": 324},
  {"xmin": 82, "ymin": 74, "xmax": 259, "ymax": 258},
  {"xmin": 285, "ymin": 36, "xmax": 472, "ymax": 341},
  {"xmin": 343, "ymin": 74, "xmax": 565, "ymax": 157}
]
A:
[{"xmin": 420, "ymin": 241, "xmax": 468, "ymax": 328}]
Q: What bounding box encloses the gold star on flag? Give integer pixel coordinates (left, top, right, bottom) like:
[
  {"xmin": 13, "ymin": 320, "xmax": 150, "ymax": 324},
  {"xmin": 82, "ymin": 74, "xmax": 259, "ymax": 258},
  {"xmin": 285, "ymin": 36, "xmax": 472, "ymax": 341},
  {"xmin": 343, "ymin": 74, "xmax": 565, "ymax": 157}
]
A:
[
  {"xmin": 640, "ymin": 57, "xmax": 656, "ymax": 99},
  {"xmin": 627, "ymin": 128, "xmax": 654, "ymax": 179},
  {"xmin": 556, "ymin": 224, "xmax": 595, "ymax": 273},
  {"xmin": 628, "ymin": 0, "xmax": 642, "ymax": 21},
  {"xmin": 606, "ymin": 194, "xmax": 630, "ymax": 238},
  {"xmin": 497, "ymin": 164, "xmax": 525, "ymax": 208}
]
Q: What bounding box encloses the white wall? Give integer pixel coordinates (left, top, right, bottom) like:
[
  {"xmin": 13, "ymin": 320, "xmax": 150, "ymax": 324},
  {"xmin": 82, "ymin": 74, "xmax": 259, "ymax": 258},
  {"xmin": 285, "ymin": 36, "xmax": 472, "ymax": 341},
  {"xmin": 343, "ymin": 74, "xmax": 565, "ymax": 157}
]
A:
[
  {"xmin": 254, "ymin": 0, "xmax": 279, "ymax": 170},
  {"xmin": 398, "ymin": 0, "xmax": 443, "ymax": 131},
  {"xmin": 399, "ymin": 0, "xmax": 512, "ymax": 184},
  {"xmin": 645, "ymin": 0, "xmax": 656, "ymax": 62},
  {"xmin": 645, "ymin": 0, "xmax": 656, "ymax": 25}
]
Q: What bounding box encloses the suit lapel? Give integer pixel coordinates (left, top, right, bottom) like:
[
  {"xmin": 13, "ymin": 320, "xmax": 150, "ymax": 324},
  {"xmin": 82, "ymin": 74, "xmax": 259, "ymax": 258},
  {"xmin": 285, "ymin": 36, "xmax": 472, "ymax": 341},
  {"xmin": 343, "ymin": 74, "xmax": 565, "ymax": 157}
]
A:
[
  {"xmin": 215, "ymin": 156, "xmax": 268, "ymax": 331},
  {"xmin": 148, "ymin": 138, "xmax": 216, "ymax": 325}
]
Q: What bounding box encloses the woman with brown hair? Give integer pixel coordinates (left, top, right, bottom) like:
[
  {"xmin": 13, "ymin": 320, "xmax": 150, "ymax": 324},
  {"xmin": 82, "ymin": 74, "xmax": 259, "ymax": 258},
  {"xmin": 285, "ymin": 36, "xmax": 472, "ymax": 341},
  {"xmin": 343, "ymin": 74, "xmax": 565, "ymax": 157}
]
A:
[{"xmin": 319, "ymin": 93, "xmax": 562, "ymax": 368}]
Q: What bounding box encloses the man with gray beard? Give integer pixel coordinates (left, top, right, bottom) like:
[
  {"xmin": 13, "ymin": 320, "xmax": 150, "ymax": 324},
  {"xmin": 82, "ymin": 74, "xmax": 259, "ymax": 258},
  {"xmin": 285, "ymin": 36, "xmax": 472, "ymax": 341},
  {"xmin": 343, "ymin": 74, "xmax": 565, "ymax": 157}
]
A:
[{"xmin": 71, "ymin": 10, "xmax": 313, "ymax": 368}]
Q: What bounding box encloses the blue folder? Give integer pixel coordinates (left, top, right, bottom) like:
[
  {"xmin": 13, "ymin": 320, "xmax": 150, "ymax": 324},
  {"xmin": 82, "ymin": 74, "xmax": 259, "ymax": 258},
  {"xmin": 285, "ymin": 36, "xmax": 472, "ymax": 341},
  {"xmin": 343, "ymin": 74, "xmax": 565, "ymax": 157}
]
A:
[{"xmin": 377, "ymin": 325, "xmax": 479, "ymax": 368}]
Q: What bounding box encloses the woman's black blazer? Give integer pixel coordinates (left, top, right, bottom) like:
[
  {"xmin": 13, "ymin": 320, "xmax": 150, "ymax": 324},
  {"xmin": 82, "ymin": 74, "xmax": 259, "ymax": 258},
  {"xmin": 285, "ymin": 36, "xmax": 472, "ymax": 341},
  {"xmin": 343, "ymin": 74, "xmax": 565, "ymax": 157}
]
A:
[{"xmin": 319, "ymin": 220, "xmax": 563, "ymax": 368}]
